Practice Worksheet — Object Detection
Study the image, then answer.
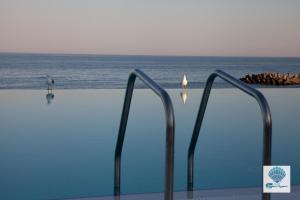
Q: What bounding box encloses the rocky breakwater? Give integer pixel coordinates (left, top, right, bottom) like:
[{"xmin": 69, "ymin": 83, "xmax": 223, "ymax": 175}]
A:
[{"xmin": 241, "ymin": 73, "xmax": 300, "ymax": 85}]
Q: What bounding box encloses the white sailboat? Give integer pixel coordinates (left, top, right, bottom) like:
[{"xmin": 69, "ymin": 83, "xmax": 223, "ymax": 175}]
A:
[{"xmin": 181, "ymin": 74, "xmax": 188, "ymax": 88}]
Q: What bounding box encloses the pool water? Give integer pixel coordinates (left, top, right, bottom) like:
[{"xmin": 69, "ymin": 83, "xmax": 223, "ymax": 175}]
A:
[{"xmin": 0, "ymin": 88, "xmax": 299, "ymax": 200}]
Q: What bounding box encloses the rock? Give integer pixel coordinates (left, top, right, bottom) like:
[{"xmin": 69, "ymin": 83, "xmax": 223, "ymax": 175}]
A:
[{"xmin": 240, "ymin": 72, "xmax": 300, "ymax": 85}]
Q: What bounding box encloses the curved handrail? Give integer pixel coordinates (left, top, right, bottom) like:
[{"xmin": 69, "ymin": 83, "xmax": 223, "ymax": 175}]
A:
[
  {"xmin": 187, "ymin": 70, "xmax": 272, "ymax": 200},
  {"xmin": 114, "ymin": 69, "xmax": 175, "ymax": 200}
]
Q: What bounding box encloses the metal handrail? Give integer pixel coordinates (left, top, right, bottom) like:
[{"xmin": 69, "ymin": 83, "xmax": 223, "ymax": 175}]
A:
[
  {"xmin": 187, "ymin": 70, "xmax": 272, "ymax": 200},
  {"xmin": 114, "ymin": 69, "xmax": 175, "ymax": 200}
]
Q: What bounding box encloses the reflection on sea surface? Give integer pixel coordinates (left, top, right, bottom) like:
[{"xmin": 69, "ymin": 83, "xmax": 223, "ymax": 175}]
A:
[
  {"xmin": 180, "ymin": 89, "xmax": 188, "ymax": 104},
  {"xmin": 46, "ymin": 90, "xmax": 55, "ymax": 104},
  {"xmin": 0, "ymin": 89, "xmax": 299, "ymax": 200}
]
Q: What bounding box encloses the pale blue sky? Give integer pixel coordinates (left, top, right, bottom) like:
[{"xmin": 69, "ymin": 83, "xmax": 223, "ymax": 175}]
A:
[{"xmin": 0, "ymin": 0, "xmax": 299, "ymax": 56}]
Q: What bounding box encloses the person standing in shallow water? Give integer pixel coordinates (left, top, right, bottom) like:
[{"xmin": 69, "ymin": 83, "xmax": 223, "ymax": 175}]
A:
[
  {"xmin": 46, "ymin": 75, "xmax": 55, "ymax": 104},
  {"xmin": 46, "ymin": 75, "xmax": 55, "ymax": 91}
]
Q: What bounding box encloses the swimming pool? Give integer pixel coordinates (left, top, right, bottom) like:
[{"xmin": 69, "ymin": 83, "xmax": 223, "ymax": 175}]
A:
[{"xmin": 0, "ymin": 88, "xmax": 299, "ymax": 199}]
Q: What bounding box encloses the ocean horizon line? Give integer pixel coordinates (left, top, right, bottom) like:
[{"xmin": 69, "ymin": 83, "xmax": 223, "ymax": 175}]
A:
[{"xmin": 1, "ymin": 51, "xmax": 300, "ymax": 59}]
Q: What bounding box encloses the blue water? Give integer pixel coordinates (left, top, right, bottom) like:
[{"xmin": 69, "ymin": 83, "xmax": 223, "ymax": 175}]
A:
[
  {"xmin": 0, "ymin": 89, "xmax": 299, "ymax": 200},
  {"xmin": 1, "ymin": 53, "xmax": 300, "ymax": 89}
]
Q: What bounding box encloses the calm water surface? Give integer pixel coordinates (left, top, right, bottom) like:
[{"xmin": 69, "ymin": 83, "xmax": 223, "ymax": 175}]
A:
[
  {"xmin": 0, "ymin": 88, "xmax": 299, "ymax": 199},
  {"xmin": 1, "ymin": 53, "xmax": 300, "ymax": 89}
]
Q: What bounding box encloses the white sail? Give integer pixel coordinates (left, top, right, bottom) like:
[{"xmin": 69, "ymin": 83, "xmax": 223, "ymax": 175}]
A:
[{"xmin": 181, "ymin": 74, "xmax": 188, "ymax": 88}]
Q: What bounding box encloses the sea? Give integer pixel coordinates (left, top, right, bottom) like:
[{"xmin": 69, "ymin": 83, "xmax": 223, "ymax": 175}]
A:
[
  {"xmin": 1, "ymin": 53, "xmax": 300, "ymax": 200},
  {"xmin": 0, "ymin": 53, "xmax": 300, "ymax": 89}
]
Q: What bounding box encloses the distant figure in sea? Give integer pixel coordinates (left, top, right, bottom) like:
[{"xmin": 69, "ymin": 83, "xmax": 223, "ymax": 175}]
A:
[
  {"xmin": 181, "ymin": 74, "xmax": 188, "ymax": 88},
  {"xmin": 180, "ymin": 74, "xmax": 188, "ymax": 104},
  {"xmin": 46, "ymin": 75, "xmax": 55, "ymax": 91},
  {"xmin": 46, "ymin": 75, "xmax": 55, "ymax": 104}
]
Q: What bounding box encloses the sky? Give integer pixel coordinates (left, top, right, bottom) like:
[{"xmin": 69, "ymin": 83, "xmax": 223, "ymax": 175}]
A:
[{"xmin": 0, "ymin": 0, "xmax": 300, "ymax": 57}]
